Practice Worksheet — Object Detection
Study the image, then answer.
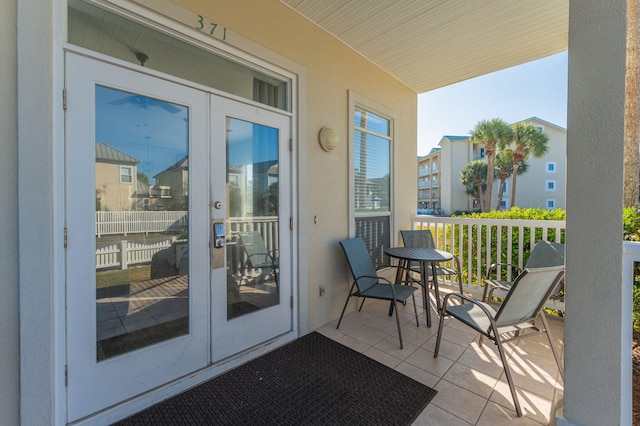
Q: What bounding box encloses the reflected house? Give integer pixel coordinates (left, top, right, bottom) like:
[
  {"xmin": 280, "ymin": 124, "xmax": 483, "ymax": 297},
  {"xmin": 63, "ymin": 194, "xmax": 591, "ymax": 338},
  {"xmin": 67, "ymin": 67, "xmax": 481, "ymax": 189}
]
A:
[
  {"xmin": 95, "ymin": 142, "xmax": 141, "ymax": 211},
  {"xmin": 229, "ymin": 160, "xmax": 278, "ymax": 217},
  {"xmin": 152, "ymin": 155, "xmax": 188, "ymax": 211}
]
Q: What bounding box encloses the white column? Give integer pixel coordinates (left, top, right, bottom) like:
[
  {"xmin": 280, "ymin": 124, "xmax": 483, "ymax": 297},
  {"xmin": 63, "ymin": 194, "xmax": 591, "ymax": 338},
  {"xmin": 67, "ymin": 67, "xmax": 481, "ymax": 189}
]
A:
[{"xmin": 559, "ymin": 1, "xmax": 629, "ymax": 425}]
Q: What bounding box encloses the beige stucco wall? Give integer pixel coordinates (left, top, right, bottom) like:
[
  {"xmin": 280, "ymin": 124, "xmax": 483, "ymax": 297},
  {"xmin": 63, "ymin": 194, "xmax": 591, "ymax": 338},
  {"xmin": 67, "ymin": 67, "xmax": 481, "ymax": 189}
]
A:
[
  {"xmin": 506, "ymin": 121, "xmax": 567, "ymax": 210},
  {"xmin": 174, "ymin": 0, "xmax": 418, "ymax": 331},
  {"xmin": 96, "ymin": 162, "xmax": 138, "ymax": 211},
  {"xmin": 0, "ymin": 0, "xmax": 19, "ymax": 424}
]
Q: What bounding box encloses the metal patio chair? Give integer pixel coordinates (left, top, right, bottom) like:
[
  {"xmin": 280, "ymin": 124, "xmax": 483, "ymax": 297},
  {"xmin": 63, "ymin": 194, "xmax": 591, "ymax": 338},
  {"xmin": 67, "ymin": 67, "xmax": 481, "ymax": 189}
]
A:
[
  {"xmin": 483, "ymin": 240, "xmax": 564, "ymax": 303},
  {"xmin": 337, "ymin": 237, "xmax": 419, "ymax": 349},
  {"xmin": 237, "ymin": 231, "xmax": 279, "ymax": 287},
  {"xmin": 400, "ymin": 229, "xmax": 463, "ymax": 295},
  {"xmin": 434, "ymin": 265, "xmax": 565, "ymax": 417}
]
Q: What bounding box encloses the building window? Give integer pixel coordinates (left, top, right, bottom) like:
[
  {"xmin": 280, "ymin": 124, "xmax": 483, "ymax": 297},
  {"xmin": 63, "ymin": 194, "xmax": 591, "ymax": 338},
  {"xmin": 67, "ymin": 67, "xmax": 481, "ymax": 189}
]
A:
[
  {"xmin": 351, "ymin": 96, "xmax": 393, "ymax": 268},
  {"xmin": 545, "ymin": 180, "xmax": 556, "ymax": 192},
  {"xmin": 546, "ymin": 198, "xmax": 556, "ymax": 209},
  {"xmin": 546, "ymin": 162, "xmax": 557, "ymax": 173},
  {"xmin": 120, "ymin": 166, "xmax": 133, "ymax": 183},
  {"xmin": 500, "ymin": 199, "xmax": 509, "ymax": 210}
]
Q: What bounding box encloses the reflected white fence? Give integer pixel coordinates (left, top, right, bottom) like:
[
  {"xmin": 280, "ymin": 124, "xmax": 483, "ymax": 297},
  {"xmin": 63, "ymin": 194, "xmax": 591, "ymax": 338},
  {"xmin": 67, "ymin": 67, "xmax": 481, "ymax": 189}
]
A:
[
  {"xmin": 95, "ymin": 215, "xmax": 279, "ymax": 270},
  {"xmin": 96, "ymin": 211, "xmax": 187, "ymax": 237},
  {"xmin": 96, "ymin": 238, "xmax": 178, "ymax": 270}
]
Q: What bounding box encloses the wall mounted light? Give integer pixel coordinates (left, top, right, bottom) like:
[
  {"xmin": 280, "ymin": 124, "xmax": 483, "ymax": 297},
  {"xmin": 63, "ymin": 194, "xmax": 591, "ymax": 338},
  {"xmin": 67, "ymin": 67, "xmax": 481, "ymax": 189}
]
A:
[{"xmin": 318, "ymin": 127, "xmax": 338, "ymax": 152}]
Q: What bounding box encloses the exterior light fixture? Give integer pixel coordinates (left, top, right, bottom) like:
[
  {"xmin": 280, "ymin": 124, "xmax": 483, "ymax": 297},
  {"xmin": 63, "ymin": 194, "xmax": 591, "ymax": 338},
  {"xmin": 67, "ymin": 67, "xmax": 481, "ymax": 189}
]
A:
[{"xmin": 318, "ymin": 127, "xmax": 338, "ymax": 152}]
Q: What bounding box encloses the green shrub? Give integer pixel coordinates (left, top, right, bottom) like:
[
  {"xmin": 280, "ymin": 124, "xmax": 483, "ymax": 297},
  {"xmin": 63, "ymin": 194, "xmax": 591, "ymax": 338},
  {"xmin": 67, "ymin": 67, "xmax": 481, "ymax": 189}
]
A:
[{"xmin": 450, "ymin": 208, "xmax": 566, "ymax": 285}]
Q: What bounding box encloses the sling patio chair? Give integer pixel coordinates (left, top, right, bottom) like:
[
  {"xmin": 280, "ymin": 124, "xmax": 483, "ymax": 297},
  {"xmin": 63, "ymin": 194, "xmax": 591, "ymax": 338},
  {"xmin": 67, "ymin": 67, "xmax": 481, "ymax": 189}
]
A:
[
  {"xmin": 237, "ymin": 230, "xmax": 279, "ymax": 287},
  {"xmin": 337, "ymin": 237, "xmax": 419, "ymax": 349},
  {"xmin": 400, "ymin": 229, "xmax": 463, "ymax": 294},
  {"xmin": 434, "ymin": 265, "xmax": 565, "ymax": 417},
  {"xmin": 483, "ymin": 240, "xmax": 565, "ymax": 303}
]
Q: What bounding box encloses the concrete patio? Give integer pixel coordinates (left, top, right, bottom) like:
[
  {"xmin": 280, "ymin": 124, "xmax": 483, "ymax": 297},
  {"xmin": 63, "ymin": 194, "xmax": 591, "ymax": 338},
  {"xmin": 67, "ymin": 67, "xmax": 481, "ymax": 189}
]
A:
[{"xmin": 316, "ymin": 287, "xmax": 564, "ymax": 425}]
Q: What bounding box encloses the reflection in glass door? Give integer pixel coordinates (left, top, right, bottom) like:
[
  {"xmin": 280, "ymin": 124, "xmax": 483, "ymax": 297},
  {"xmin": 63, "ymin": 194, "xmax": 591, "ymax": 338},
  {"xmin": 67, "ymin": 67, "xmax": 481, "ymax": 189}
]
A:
[
  {"xmin": 210, "ymin": 97, "xmax": 291, "ymax": 362},
  {"xmin": 94, "ymin": 85, "xmax": 191, "ymax": 360},
  {"xmin": 65, "ymin": 53, "xmax": 209, "ymax": 422},
  {"xmin": 226, "ymin": 118, "xmax": 280, "ymax": 320}
]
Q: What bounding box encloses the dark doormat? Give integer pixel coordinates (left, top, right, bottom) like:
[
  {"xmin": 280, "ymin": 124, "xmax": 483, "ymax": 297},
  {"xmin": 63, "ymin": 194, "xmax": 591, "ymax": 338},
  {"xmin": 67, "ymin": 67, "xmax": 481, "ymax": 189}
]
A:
[{"xmin": 114, "ymin": 332, "xmax": 436, "ymax": 425}]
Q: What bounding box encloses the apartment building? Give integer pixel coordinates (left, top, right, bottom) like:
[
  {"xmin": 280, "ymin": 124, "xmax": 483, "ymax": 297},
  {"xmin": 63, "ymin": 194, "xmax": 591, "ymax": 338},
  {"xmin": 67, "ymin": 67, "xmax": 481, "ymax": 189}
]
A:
[{"xmin": 417, "ymin": 117, "xmax": 566, "ymax": 214}]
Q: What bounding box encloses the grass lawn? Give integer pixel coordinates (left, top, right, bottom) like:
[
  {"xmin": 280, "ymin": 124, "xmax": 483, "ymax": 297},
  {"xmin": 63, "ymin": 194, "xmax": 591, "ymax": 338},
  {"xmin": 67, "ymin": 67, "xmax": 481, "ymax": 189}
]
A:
[{"xmin": 96, "ymin": 265, "xmax": 151, "ymax": 289}]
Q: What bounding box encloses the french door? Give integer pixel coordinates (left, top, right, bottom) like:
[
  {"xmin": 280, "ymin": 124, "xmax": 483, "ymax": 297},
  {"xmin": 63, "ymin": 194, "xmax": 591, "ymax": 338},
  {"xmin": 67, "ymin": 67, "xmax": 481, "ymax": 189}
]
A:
[{"xmin": 65, "ymin": 53, "xmax": 292, "ymax": 421}]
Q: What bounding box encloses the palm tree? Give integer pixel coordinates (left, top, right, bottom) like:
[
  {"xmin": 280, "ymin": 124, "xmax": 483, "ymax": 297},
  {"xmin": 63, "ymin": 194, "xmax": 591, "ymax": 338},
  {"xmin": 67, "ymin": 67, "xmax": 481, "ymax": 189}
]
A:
[
  {"xmin": 470, "ymin": 119, "xmax": 513, "ymax": 211},
  {"xmin": 460, "ymin": 160, "xmax": 488, "ymax": 212},
  {"xmin": 494, "ymin": 149, "xmax": 528, "ymax": 210},
  {"xmin": 624, "ymin": 0, "xmax": 639, "ymax": 208},
  {"xmin": 509, "ymin": 123, "xmax": 548, "ymax": 208}
]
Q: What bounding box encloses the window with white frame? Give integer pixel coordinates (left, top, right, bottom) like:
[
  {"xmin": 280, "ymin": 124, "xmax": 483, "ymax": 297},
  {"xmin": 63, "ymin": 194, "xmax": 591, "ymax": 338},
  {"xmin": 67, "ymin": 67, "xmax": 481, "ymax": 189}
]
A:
[
  {"xmin": 120, "ymin": 166, "xmax": 133, "ymax": 183},
  {"xmin": 500, "ymin": 198, "xmax": 509, "ymax": 210},
  {"xmin": 546, "ymin": 198, "xmax": 556, "ymax": 209},
  {"xmin": 546, "ymin": 161, "xmax": 557, "ymax": 173},
  {"xmin": 351, "ymin": 100, "xmax": 393, "ymax": 268},
  {"xmin": 545, "ymin": 179, "xmax": 557, "ymax": 192}
]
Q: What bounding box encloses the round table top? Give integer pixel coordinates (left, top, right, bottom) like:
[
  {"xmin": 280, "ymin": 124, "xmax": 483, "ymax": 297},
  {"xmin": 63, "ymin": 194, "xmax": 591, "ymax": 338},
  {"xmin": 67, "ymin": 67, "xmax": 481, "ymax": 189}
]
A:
[{"xmin": 384, "ymin": 247, "xmax": 453, "ymax": 262}]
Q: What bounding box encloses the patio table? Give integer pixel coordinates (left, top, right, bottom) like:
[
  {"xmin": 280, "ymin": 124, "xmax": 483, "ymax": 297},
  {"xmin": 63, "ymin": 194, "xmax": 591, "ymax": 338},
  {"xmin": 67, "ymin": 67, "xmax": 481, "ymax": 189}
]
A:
[{"xmin": 384, "ymin": 247, "xmax": 453, "ymax": 328}]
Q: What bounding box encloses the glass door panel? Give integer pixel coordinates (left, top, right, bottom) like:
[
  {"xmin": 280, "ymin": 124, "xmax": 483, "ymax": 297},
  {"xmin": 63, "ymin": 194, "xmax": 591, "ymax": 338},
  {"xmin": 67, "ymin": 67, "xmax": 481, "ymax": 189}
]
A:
[
  {"xmin": 66, "ymin": 53, "xmax": 209, "ymax": 422},
  {"xmin": 226, "ymin": 118, "xmax": 280, "ymax": 319},
  {"xmin": 210, "ymin": 96, "xmax": 292, "ymax": 362},
  {"xmin": 95, "ymin": 85, "xmax": 191, "ymax": 360}
]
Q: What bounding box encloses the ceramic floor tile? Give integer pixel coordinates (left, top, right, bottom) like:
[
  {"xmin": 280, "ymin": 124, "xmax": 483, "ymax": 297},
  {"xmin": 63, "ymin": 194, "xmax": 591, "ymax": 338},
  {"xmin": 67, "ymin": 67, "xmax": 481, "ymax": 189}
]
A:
[
  {"xmin": 405, "ymin": 346, "xmax": 455, "ymax": 378},
  {"xmin": 438, "ymin": 326, "xmax": 480, "ymax": 347},
  {"xmin": 476, "ymin": 401, "xmax": 545, "ymax": 426},
  {"xmin": 412, "ymin": 403, "xmax": 472, "ymax": 426},
  {"xmin": 490, "ymin": 380, "xmax": 554, "ymax": 424},
  {"xmin": 433, "ymin": 379, "xmax": 488, "ymax": 425},
  {"xmin": 456, "ymin": 344, "xmax": 506, "ymax": 379},
  {"xmin": 425, "ymin": 334, "xmax": 467, "ymax": 361},
  {"xmin": 346, "ymin": 324, "xmax": 388, "ymax": 347},
  {"xmin": 373, "ymin": 334, "xmax": 419, "ymax": 359},
  {"xmin": 333, "ymin": 333, "xmax": 371, "ymax": 353},
  {"xmin": 362, "ymin": 346, "xmax": 403, "ymax": 369},
  {"xmin": 395, "ymin": 361, "xmax": 440, "ymax": 388},
  {"xmin": 441, "ymin": 362, "xmax": 499, "ymax": 399}
]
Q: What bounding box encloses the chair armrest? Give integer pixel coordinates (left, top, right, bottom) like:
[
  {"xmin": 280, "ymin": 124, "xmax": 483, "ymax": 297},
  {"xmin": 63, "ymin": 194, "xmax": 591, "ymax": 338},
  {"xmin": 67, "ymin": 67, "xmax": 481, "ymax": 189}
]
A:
[
  {"xmin": 354, "ymin": 274, "xmax": 393, "ymax": 286},
  {"xmin": 441, "ymin": 292, "xmax": 495, "ymax": 318},
  {"xmin": 485, "ymin": 262, "xmax": 521, "ymax": 279}
]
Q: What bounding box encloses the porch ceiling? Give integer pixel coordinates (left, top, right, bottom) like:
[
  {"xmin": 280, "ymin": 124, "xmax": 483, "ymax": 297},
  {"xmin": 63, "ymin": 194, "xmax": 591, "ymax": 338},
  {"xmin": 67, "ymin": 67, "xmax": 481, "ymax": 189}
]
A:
[{"xmin": 279, "ymin": 0, "xmax": 569, "ymax": 93}]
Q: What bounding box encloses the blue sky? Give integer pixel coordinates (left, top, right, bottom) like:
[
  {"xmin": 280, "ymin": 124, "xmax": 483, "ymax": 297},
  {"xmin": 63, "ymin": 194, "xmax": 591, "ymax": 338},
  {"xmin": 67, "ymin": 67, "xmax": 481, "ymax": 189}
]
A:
[{"xmin": 417, "ymin": 51, "xmax": 568, "ymax": 156}]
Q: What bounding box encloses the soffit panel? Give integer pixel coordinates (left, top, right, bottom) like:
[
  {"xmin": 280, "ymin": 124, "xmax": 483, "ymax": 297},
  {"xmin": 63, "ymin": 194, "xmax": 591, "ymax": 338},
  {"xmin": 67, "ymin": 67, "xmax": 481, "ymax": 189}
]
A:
[{"xmin": 280, "ymin": 0, "xmax": 569, "ymax": 93}]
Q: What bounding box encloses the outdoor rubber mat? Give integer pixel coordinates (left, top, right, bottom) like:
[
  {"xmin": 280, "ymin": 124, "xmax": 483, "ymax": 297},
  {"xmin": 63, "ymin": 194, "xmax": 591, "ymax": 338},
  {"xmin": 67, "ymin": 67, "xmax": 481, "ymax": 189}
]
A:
[{"xmin": 115, "ymin": 331, "xmax": 436, "ymax": 425}]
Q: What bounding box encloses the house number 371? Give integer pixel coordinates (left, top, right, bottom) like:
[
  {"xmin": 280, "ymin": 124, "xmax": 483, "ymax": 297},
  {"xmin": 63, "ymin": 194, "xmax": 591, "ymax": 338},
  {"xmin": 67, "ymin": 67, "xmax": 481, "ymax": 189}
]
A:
[{"xmin": 195, "ymin": 15, "xmax": 227, "ymax": 40}]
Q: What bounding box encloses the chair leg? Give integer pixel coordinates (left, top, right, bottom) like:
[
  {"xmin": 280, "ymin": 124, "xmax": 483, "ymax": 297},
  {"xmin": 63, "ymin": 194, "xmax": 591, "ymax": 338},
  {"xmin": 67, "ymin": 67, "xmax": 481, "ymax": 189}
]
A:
[
  {"xmin": 336, "ymin": 294, "xmax": 352, "ymax": 329},
  {"xmin": 482, "ymin": 282, "xmax": 490, "ymax": 302},
  {"xmin": 411, "ymin": 293, "xmax": 419, "ymax": 327},
  {"xmin": 433, "ymin": 307, "xmax": 447, "ymax": 357},
  {"xmin": 392, "ymin": 298, "xmax": 404, "ymax": 349},
  {"xmin": 540, "ymin": 312, "xmax": 564, "ymax": 381},
  {"xmin": 494, "ymin": 333, "xmax": 523, "ymax": 417},
  {"xmin": 358, "ymin": 298, "xmax": 366, "ymax": 311}
]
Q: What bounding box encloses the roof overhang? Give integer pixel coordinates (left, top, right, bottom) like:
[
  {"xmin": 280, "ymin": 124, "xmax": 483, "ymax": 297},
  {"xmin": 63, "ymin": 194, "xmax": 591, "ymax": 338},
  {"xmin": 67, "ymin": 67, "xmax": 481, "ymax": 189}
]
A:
[{"xmin": 280, "ymin": 0, "xmax": 569, "ymax": 93}]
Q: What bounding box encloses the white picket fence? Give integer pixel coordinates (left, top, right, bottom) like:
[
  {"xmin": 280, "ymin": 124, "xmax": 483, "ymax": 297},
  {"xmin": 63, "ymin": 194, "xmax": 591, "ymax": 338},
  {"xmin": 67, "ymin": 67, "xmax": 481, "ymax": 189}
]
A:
[
  {"xmin": 96, "ymin": 211, "xmax": 187, "ymax": 237},
  {"xmin": 96, "ymin": 238, "xmax": 177, "ymax": 270}
]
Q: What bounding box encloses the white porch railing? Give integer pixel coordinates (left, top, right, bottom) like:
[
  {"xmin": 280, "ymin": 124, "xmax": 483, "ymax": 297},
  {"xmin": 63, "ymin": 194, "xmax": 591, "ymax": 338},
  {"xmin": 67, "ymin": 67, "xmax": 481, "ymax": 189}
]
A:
[
  {"xmin": 410, "ymin": 214, "xmax": 567, "ymax": 310},
  {"xmin": 227, "ymin": 216, "xmax": 280, "ymax": 256}
]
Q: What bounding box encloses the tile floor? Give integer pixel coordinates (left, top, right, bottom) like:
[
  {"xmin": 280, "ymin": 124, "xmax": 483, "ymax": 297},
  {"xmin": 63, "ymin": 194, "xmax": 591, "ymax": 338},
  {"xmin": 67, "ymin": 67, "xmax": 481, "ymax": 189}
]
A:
[{"xmin": 315, "ymin": 287, "xmax": 564, "ymax": 425}]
